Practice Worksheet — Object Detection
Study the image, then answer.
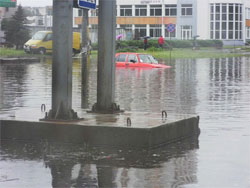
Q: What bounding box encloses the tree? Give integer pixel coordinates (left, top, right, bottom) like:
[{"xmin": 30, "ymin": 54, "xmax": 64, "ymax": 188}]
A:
[{"xmin": 1, "ymin": 5, "xmax": 30, "ymax": 49}]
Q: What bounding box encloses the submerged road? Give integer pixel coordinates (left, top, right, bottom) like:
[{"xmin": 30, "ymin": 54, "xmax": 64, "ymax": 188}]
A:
[{"xmin": 0, "ymin": 56, "xmax": 249, "ymax": 187}]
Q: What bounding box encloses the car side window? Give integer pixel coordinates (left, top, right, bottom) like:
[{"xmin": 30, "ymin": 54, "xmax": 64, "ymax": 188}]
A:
[
  {"xmin": 44, "ymin": 33, "xmax": 52, "ymax": 41},
  {"xmin": 116, "ymin": 54, "xmax": 126, "ymax": 62},
  {"xmin": 127, "ymin": 55, "xmax": 138, "ymax": 63}
]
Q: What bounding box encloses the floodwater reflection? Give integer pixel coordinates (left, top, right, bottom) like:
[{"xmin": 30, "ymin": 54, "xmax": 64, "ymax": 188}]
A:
[
  {"xmin": 0, "ymin": 56, "xmax": 250, "ymax": 187},
  {"xmin": 0, "ymin": 139, "xmax": 198, "ymax": 187}
]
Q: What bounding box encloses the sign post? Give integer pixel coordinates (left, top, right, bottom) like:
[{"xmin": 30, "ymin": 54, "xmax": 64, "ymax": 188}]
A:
[
  {"xmin": 73, "ymin": 0, "xmax": 96, "ymax": 108},
  {"xmin": 0, "ymin": 0, "xmax": 16, "ymax": 7},
  {"xmin": 166, "ymin": 23, "xmax": 175, "ymax": 63}
]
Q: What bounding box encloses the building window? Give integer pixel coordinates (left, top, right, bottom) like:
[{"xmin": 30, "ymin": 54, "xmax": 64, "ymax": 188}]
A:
[
  {"xmin": 120, "ymin": 24, "xmax": 132, "ymax": 30},
  {"xmin": 120, "ymin": 5, "xmax": 132, "ymax": 16},
  {"xmin": 165, "ymin": 24, "xmax": 176, "ymax": 38},
  {"xmin": 38, "ymin": 19, "xmax": 44, "ymax": 26},
  {"xmin": 246, "ymin": 27, "xmax": 250, "ymax": 39},
  {"xmin": 165, "ymin": 4, "xmax": 177, "ymax": 16},
  {"xmin": 181, "ymin": 4, "xmax": 192, "ymax": 16},
  {"xmin": 78, "ymin": 9, "xmax": 82, "ymax": 16},
  {"xmin": 246, "ymin": 8, "xmax": 250, "ymax": 19},
  {"xmin": 90, "ymin": 24, "xmax": 98, "ymax": 29},
  {"xmin": 90, "ymin": 6, "xmax": 98, "ymax": 17},
  {"xmin": 47, "ymin": 9, "xmax": 52, "ymax": 16},
  {"xmin": 150, "ymin": 24, "xmax": 161, "ymax": 37},
  {"xmin": 120, "ymin": 25, "xmax": 133, "ymax": 40},
  {"xmin": 150, "ymin": 5, "xmax": 162, "ymax": 16},
  {"xmin": 135, "ymin": 25, "xmax": 147, "ymax": 39},
  {"xmin": 181, "ymin": 25, "xmax": 192, "ymax": 40},
  {"xmin": 135, "ymin": 5, "xmax": 147, "ymax": 16},
  {"xmin": 210, "ymin": 3, "xmax": 243, "ymax": 40}
]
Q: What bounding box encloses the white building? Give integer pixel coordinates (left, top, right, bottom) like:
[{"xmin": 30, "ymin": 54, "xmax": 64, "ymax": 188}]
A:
[
  {"xmin": 24, "ymin": 6, "xmax": 79, "ymax": 36},
  {"xmin": 25, "ymin": 6, "xmax": 53, "ymax": 35},
  {"xmin": 74, "ymin": 0, "xmax": 250, "ymax": 45}
]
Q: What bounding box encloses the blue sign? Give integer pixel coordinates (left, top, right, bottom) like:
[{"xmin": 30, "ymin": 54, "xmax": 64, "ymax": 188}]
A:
[
  {"xmin": 78, "ymin": 0, "xmax": 96, "ymax": 9},
  {"xmin": 166, "ymin": 24, "xmax": 175, "ymax": 33}
]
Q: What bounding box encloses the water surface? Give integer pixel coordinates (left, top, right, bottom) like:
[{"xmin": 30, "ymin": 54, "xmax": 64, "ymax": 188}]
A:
[{"xmin": 0, "ymin": 56, "xmax": 249, "ymax": 187}]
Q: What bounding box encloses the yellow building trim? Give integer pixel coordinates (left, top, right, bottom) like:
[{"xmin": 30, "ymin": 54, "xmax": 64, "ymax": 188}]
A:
[
  {"xmin": 246, "ymin": 19, "xmax": 250, "ymax": 27},
  {"xmin": 117, "ymin": 17, "xmax": 176, "ymax": 25},
  {"xmin": 75, "ymin": 16, "xmax": 176, "ymax": 25}
]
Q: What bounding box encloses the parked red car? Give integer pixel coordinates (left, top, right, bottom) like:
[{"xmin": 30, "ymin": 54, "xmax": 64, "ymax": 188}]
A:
[{"xmin": 115, "ymin": 53, "xmax": 171, "ymax": 68}]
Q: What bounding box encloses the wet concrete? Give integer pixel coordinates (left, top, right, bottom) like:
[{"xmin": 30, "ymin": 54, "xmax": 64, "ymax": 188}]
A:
[
  {"xmin": 0, "ymin": 112, "xmax": 199, "ymax": 149},
  {"xmin": 0, "ymin": 57, "xmax": 40, "ymax": 63}
]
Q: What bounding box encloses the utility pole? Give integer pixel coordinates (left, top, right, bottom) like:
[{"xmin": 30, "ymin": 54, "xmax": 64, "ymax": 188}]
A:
[
  {"xmin": 91, "ymin": 0, "xmax": 121, "ymax": 113},
  {"xmin": 81, "ymin": 8, "xmax": 90, "ymax": 108},
  {"xmin": 45, "ymin": 0, "xmax": 79, "ymax": 120}
]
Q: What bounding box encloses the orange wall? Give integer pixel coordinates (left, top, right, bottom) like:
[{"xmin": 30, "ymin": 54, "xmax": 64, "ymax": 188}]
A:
[
  {"xmin": 117, "ymin": 17, "xmax": 176, "ymax": 25},
  {"xmin": 75, "ymin": 16, "xmax": 176, "ymax": 25},
  {"xmin": 246, "ymin": 19, "xmax": 250, "ymax": 27}
]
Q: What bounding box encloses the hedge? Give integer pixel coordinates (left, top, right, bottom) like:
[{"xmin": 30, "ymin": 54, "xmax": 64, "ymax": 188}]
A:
[{"xmin": 91, "ymin": 39, "xmax": 223, "ymax": 51}]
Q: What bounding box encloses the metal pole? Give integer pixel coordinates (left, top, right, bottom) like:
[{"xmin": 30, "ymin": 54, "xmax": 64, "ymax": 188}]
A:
[
  {"xmin": 45, "ymin": 0, "xmax": 78, "ymax": 120},
  {"xmin": 170, "ymin": 34, "xmax": 172, "ymax": 63},
  {"xmin": 92, "ymin": 0, "xmax": 121, "ymax": 113},
  {"xmin": 81, "ymin": 9, "xmax": 90, "ymax": 108}
]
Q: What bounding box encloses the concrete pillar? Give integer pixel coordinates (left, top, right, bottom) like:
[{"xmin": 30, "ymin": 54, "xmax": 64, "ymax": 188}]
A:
[
  {"xmin": 146, "ymin": 24, "xmax": 150, "ymax": 37},
  {"xmin": 92, "ymin": 0, "xmax": 121, "ymax": 113},
  {"xmin": 117, "ymin": 5, "xmax": 120, "ymax": 17},
  {"xmin": 162, "ymin": 2, "xmax": 165, "ymax": 37},
  {"xmin": 46, "ymin": 0, "xmax": 78, "ymax": 120},
  {"xmin": 132, "ymin": 24, "xmax": 135, "ymax": 39},
  {"xmin": 132, "ymin": 5, "xmax": 135, "ymax": 16},
  {"xmin": 147, "ymin": 4, "xmax": 150, "ymax": 16}
]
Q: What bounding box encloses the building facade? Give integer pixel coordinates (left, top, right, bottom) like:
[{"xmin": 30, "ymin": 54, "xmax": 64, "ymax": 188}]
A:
[
  {"xmin": 75, "ymin": 0, "xmax": 250, "ymax": 45},
  {"xmin": 25, "ymin": 6, "xmax": 53, "ymax": 35},
  {"xmin": 0, "ymin": 7, "xmax": 17, "ymax": 43}
]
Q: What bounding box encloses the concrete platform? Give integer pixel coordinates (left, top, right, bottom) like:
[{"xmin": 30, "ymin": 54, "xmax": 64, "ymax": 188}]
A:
[
  {"xmin": 0, "ymin": 57, "xmax": 40, "ymax": 63},
  {"xmin": 0, "ymin": 112, "xmax": 200, "ymax": 149}
]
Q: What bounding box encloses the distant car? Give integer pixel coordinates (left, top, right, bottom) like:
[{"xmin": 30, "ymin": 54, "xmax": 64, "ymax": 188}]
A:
[
  {"xmin": 24, "ymin": 31, "xmax": 81, "ymax": 55},
  {"xmin": 115, "ymin": 52, "xmax": 170, "ymax": 68}
]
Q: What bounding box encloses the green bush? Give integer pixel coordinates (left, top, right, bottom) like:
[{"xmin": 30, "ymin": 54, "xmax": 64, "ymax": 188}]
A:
[
  {"xmin": 197, "ymin": 40, "xmax": 223, "ymax": 48},
  {"xmin": 92, "ymin": 39, "xmax": 223, "ymax": 50},
  {"xmin": 167, "ymin": 40, "xmax": 193, "ymax": 48},
  {"xmin": 120, "ymin": 40, "xmax": 144, "ymax": 48},
  {"xmin": 197, "ymin": 40, "xmax": 214, "ymax": 47},
  {"xmin": 212, "ymin": 40, "xmax": 223, "ymax": 48},
  {"xmin": 148, "ymin": 40, "xmax": 159, "ymax": 48},
  {"xmin": 116, "ymin": 47, "xmax": 137, "ymax": 52},
  {"xmin": 147, "ymin": 46, "xmax": 164, "ymax": 52},
  {"xmin": 92, "ymin": 42, "xmax": 98, "ymax": 50}
]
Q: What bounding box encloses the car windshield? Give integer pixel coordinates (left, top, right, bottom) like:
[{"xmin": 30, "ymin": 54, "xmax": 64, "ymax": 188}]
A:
[
  {"xmin": 138, "ymin": 54, "xmax": 158, "ymax": 64},
  {"xmin": 32, "ymin": 32, "xmax": 47, "ymax": 40}
]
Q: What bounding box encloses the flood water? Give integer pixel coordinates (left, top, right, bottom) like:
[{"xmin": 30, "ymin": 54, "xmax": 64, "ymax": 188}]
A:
[{"xmin": 0, "ymin": 56, "xmax": 250, "ymax": 187}]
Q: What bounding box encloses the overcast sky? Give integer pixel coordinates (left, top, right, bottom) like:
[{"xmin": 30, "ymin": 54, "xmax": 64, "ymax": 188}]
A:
[{"xmin": 17, "ymin": 0, "xmax": 52, "ymax": 7}]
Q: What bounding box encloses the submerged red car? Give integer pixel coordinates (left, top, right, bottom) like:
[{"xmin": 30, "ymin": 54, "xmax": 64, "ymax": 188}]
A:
[{"xmin": 115, "ymin": 52, "xmax": 171, "ymax": 68}]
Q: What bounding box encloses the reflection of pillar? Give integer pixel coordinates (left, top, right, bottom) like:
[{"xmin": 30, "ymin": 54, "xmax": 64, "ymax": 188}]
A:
[
  {"xmin": 97, "ymin": 165, "xmax": 113, "ymax": 188},
  {"xmin": 49, "ymin": 161, "xmax": 74, "ymax": 188},
  {"xmin": 74, "ymin": 164, "xmax": 98, "ymax": 187},
  {"xmin": 46, "ymin": 0, "xmax": 78, "ymax": 120}
]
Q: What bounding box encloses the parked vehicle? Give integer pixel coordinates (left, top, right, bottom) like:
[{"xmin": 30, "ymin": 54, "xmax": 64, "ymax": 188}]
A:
[
  {"xmin": 23, "ymin": 31, "xmax": 81, "ymax": 55},
  {"xmin": 115, "ymin": 52, "xmax": 170, "ymax": 68}
]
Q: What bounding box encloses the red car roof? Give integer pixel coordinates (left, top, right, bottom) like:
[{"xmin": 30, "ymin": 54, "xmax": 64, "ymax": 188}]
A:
[{"xmin": 115, "ymin": 52, "xmax": 171, "ymax": 69}]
